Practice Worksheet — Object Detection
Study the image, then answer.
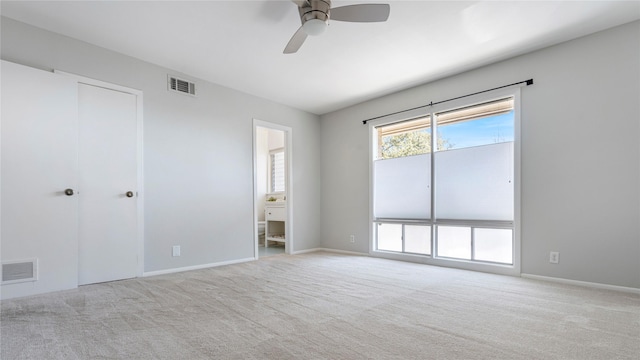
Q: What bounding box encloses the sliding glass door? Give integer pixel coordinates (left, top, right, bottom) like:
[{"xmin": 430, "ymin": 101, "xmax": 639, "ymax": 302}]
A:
[{"xmin": 371, "ymin": 91, "xmax": 519, "ymax": 271}]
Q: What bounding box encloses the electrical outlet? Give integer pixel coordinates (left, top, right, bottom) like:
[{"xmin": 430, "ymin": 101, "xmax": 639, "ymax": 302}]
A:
[
  {"xmin": 172, "ymin": 245, "xmax": 181, "ymax": 257},
  {"xmin": 549, "ymin": 251, "xmax": 559, "ymax": 264},
  {"xmin": 349, "ymin": 235, "xmax": 355, "ymax": 243}
]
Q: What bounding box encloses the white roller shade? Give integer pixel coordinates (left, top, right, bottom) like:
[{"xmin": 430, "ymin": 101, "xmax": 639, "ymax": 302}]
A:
[
  {"xmin": 435, "ymin": 142, "xmax": 513, "ymax": 221},
  {"xmin": 373, "ymin": 154, "xmax": 430, "ymax": 219}
]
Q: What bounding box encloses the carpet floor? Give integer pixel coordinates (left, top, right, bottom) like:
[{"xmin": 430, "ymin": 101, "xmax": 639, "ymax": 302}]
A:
[{"xmin": 1, "ymin": 252, "xmax": 639, "ymax": 359}]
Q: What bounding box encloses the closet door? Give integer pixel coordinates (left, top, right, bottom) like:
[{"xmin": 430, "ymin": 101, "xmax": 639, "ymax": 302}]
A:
[
  {"xmin": 78, "ymin": 83, "xmax": 138, "ymax": 285},
  {"xmin": 1, "ymin": 60, "xmax": 79, "ymax": 299}
]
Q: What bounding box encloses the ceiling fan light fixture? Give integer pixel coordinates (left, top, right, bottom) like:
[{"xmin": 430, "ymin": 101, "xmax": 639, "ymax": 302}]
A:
[
  {"xmin": 303, "ymin": 18, "xmax": 327, "ymax": 36},
  {"xmin": 284, "ymin": 0, "xmax": 390, "ymax": 54}
]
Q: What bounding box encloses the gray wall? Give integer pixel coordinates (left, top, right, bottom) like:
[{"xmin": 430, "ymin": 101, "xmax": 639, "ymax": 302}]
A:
[
  {"xmin": 2, "ymin": 16, "xmax": 639, "ymax": 291},
  {"xmin": 1, "ymin": 17, "xmax": 322, "ymax": 273},
  {"xmin": 320, "ymin": 21, "xmax": 640, "ymax": 289}
]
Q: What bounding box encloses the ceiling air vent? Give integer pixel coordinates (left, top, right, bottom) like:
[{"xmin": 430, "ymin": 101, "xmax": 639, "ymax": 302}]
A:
[
  {"xmin": 168, "ymin": 75, "xmax": 196, "ymax": 96},
  {"xmin": 2, "ymin": 259, "xmax": 38, "ymax": 285}
]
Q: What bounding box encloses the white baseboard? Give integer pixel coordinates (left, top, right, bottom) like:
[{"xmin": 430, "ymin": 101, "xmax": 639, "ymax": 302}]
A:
[
  {"xmin": 143, "ymin": 257, "xmax": 256, "ymax": 277},
  {"xmin": 521, "ymin": 273, "xmax": 640, "ymax": 295},
  {"xmin": 291, "ymin": 248, "xmax": 322, "ymax": 255},
  {"xmin": 141, "ymin": 253, "xmax": 639, "ymax": 295},
  {"xmin": 292, "ymin": 247, "xmax": 368, "ymax": 256}
]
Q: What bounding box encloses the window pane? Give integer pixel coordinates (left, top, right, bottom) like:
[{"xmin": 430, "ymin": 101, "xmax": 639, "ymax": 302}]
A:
[
  {"xmin": 373, "ymin": 154, "xmax": 430, "ymax": 219},
  {"xmin": 437, "ymin": 109, "xmax": 514, "ymax": 151},
  {"xmin": 404, "ymin": 225, "xmax": 431, "ymax": 255},
  {"xmin": 271, "ymin": 151, "xmax": 285, "ymax": 192},
  {"xmin": 437, "ymin": 226, "xmax": 471, "ymax": 259},
  {"xmin": 434, "ymin": 142, "xmax": 513, "ymax": 221},
  {"xmin": 377, "ymin": 117, "xmax": 431, "ymax": 159},
  {"xmin": 377, "ymin": 223, "xmax": 402, "ymax": 252},
  {"xmin": 474, "ymin": 228, "xmax": 513, "ymax": 264}
]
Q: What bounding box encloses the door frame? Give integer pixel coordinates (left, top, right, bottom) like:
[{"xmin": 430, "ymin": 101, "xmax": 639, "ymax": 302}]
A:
[
  {"xmin": 55, "ymin": 70, "xmax": 145, "ymax": 277},
  {"xmin": 252, "ymin": 119, "xmax": 293, "ymax": 258}
]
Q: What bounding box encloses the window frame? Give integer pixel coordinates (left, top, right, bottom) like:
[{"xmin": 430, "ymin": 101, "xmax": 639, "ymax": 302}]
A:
[
  {"xmin": 376, "ymin": 220, "xmax": 432, "ymax": 255},
  {"xmin": 368, "ymin": 87, "xmax": 521, "ymax": 276}
]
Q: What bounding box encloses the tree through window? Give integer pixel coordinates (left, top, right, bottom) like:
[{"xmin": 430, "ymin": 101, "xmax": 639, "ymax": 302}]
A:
[{"xmin": 377, "ymin": 116, "xmax": 453, "ymax": 159}]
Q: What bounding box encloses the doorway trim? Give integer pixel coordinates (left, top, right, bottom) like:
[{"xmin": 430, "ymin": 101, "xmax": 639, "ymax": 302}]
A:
[
  {"xmin": 55, "ymin": 70, "xmax": 145, "ymax": 277},
  {"xmin": 252, "ymin": 119, "xmax": 293, "ymax": 258}
]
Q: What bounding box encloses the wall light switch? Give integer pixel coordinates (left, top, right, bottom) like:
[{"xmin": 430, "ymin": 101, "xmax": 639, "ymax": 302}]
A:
[{"xmin": 172, "ymin": 245, "xmax": 181, "ymax": 257}]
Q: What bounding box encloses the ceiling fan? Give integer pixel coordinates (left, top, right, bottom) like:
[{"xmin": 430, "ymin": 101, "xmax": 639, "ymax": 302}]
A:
[{"xmin": 284, "ymin": 0, "xmax": 390, "ymax": 54}]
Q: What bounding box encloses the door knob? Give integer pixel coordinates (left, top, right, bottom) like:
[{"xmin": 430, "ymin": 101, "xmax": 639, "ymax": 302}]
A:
[
  {"xmin": 126, "ymin": 191, "xmax": 134, "ymax": 198},
  {"xmin": 64, "ymin": 188, "xmax": 74, "ymax": 196}
]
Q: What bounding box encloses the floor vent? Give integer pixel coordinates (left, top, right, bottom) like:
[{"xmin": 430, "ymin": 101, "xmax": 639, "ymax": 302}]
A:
[
  {"xmin": 2, "ymin": 259, "xmax": 38, "ymax": 285},
  {"xmin": 168, "ymin": 75, "xmax": 196, "ymax": 96}
]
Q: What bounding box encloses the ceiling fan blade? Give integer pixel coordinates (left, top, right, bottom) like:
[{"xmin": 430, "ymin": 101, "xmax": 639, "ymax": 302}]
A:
[
  {"xmin": 284, "ymin": 26, "xmax": 308, "ymax": 54},
  {"xmin": 330, "ymin": 4, "xmax": 390, "ymax": 22},
  {"xmin": 291, "ymin": 0, "xmax": 309, "ymax": 7}
]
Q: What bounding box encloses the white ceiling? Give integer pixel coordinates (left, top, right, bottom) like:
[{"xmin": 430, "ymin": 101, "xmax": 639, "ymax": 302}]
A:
[{"xmin": 2, "ymin": 1, "xmax": 639, "ymax": 115}]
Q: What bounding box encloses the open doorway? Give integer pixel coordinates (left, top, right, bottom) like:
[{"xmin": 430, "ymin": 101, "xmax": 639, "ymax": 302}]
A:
[{"xmin": 253, "ymin": 120, "xmax": 292, "ymax": 258}]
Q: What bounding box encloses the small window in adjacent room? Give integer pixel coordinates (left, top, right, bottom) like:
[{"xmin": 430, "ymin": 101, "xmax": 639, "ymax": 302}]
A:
[{"xmin": 270, "ymin": 149, "xmax": 285, "ymax": 193}]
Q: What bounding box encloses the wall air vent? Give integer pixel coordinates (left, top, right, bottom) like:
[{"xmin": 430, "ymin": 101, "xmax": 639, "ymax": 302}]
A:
[
  {"xmin": 2, "ymin": 259, "xmax": 38, "ymax": 285},
  {"xmin": 168, "ymin": 75, "xmax": 196, "ymax": 96}
]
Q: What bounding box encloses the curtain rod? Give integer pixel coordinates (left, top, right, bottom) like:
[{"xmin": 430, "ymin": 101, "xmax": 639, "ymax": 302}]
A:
[{"xmin": 361, "ymin": 79, "xmax": 533, "ymax": 125}]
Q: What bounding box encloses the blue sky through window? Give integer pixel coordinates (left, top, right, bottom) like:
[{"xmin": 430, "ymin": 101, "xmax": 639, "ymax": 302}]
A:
[{"xmin": 437, "ymin": 110, "xmax": 514, "ymax": 150}]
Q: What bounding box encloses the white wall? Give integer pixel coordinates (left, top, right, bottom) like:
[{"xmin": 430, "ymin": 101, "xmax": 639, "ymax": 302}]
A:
[
  {"xmin": 256, "ymin": 127, "xmax": 269, "ymax": 221},
  {"xmin": 320, "ymin": 21, "xmax": 640, "ymax": 289},
  {"xmin": 268, "ymin": 129, "xmax": 285, "ymax": 151},
  {"xmin": 1, "ymin": 17, "xmax": 322, "ymax": 277}
]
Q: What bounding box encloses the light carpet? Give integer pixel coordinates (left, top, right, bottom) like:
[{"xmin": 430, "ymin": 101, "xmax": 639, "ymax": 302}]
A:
[{"xmin": 1, "ymin": 252, "xmax": 639, "ymax": 359}]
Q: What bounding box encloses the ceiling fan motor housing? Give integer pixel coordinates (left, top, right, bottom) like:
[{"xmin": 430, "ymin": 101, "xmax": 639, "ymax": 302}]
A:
[
  {"xmin": 285, "ymin": 0, "xmax": 390, "ymax": 53},
  {"xmin": 299, "ymin": 0, "xmax": 331, "ymax": 35}
]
